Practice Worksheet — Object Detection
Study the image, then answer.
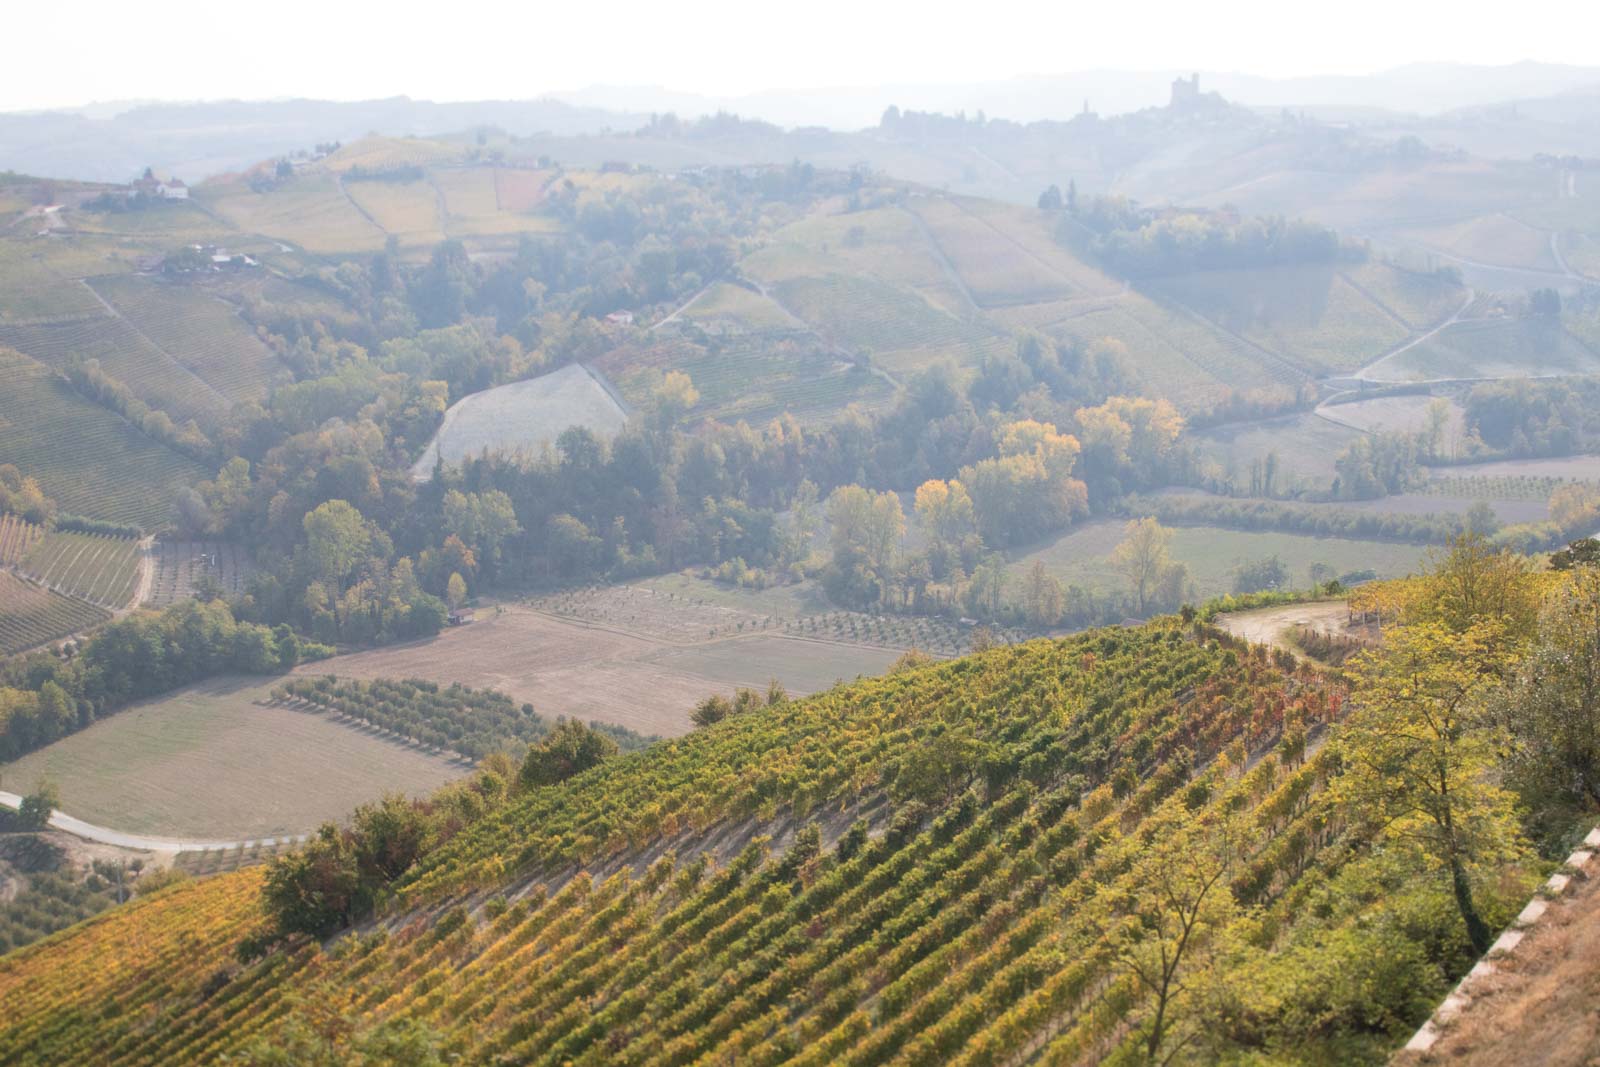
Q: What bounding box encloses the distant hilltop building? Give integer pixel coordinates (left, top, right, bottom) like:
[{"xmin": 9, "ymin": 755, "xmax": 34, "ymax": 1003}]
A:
[
  {"xmin": 130, "ymin": 167, "xmax": 188, "ymax": 199},
  {"xmin": 1168, "ymin": 73, "xmax": 1228, "ymax": 114}
]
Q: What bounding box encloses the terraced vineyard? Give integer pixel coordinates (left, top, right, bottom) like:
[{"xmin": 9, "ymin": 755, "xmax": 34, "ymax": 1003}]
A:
[
  {"xmin": 86, "ymin": 275, "xmax": 287, "ymax": 405},
  {"xmin": 0, "ymin": 347, "xmax": 208, "ymax": 528},
  {"xmin": 0, "ymin": 571, "xmax": 111, "ymax": 654},
  {"xmin": 0, "ymin": 621, "xmax": 1475, "ymax": 1066},
  {"xmin": 0, "ymin": 513, "xmax": 43, "ymax": 565},
  {"xmin": 20, "ymin": 531, "xmax": 142, "ymax": 608},
  {"xmin": 146, "ymin": 540, "xmax": 255, "ymax": 607}
]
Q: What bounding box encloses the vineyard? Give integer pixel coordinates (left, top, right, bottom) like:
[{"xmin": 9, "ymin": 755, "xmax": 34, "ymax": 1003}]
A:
[
  {"xmin": 87, "ymin": 275, "xmax": 288, "ymax": 406},
  {"xmin": 0, "ymin": 572, "xmax": 111, "ymax": 655},
  {"xmin": 0, "ymin": 513, "xmax": 42, "ymax": 565},
  {"xmin": 270, "ymin": 676, "xmax": 651, "ymax": 761},
  {"xmin": 0, "ymin": 313, "xmax": 230, "ymax": 428},
  {"xmin": 0, "ymin": 620, "xmax": 1490, "ymax": 1065},
  {"xmin": 0, "ymin": 347, "xmax": 208, "ymax": 528},
  {"xmin": 20, "ymin": 531, "xmax": 142, "ymax": 608},
  {"xmin": 145, "ymin": 540, "xmax": 255, "ymax": 607}
]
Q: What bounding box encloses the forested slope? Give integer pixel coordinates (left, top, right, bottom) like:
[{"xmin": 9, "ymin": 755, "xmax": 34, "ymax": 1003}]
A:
[{"xmin": 0, "ymin": 616, "xmax": 1527, "ymax": 1066}]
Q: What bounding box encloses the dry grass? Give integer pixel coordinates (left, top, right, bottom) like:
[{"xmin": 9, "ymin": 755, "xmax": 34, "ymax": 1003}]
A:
[{"xmin": 1401, "ymin": 865, "xmax": 1600, "ymax": 1066}]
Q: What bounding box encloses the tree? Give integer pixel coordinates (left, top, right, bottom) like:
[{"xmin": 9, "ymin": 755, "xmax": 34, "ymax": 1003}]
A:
[
  {"xmin": 1111, "ymin": 518, "xmax": 1173, "ymax": 615},
  {"xmin": 1333, "ymin": 621, "xmax": 1523, "ymax": 954},
  {"xmin": 914, "ymin": 479, "xmax": 977, "ymax": 549},
  {"xmin": 519, "ymin": 720, "xmax": 618, "ymax": 789},
  {"xmin": 1413, "ymin": 533, "xmax": 1538, "ymax": 638},
  {"xmin": 1551, "ymin": 537, "xmax": 1600, "ymax": 571},
  {"xmin": 691, "ymin": 694, "xmax": 733, "ymax": 729},
  {"xmin": 1503, "ymin": 567, "xmax": 1600, "ymax": 814},
  {"xmin": 445, "ymin": 573, "xmax": 467, "ymax": 609},
  {"xmin": 302, "ymin": 500, "xmax": 372, "ymax": 587},
  {"xmin": 16, "ymin": 780, "xmax": 59, "ymax": 831},
  {"xmin": 1024, "ymin": 560, "xmax": 1064, "ymax": 627},
  {"xmin": 1112, "ymin": 815, "xmax": 1243, "ymax": 1066}
]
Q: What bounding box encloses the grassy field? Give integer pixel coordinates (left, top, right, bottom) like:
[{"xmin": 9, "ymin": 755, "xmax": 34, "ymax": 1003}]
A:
[
  {"xmin": 1318, "ymin": 394, "xmax": 1466, "ymax": 440},
  {"xmin": 1367, "ymin": 318, "xmax": 1600, "ymax": 381},
  {"xmin": 678, "ymin": 282, "xmax": 799, "ymax": 330},
  {"xmin": 1397, "ymin": 212, "xmax": 1559, "ymax": 272},
  {"xmin": 411, "ymin": 363, "xmax": 630, "ymax": 478},
  {"xmin": 910, "ymin": 196, "xmax": 1076, "ymax": 306},
  {"xmin": 1149, "ymin": 264, "xmax": 1410, "ymax": 375},
  {"xmin": 0, "ymin": 245, "xmax": 118, "ymax": 322},
  {"xmin": 0, "ymin": 572, "xmax": 111, "ymax": 655},
  {"xmin": 21, "ymin": 532, "xmax": 142, "ymax": 608},
  {"xmin": 342, "ymin": 177, "xmax": 446, "ymax": 246},
  {"xmin": 322, "ymin": 135, "xmax": 469, "ymax": 173},
  {"xmin": 0, "ymin": 348, "xmax": 208, "ymax": 528},
  {"xmin": 88, "ymin": 275, "xmax": 288, "ymax": 405},
  {"xmin": 1011, "ymin": 519, "xmax": 1429, "ymax": 599},
  {"xmin": 0, "ymin": 676, "xmax": 466, "ymax": 839},
  {"xmin": 1193, "ymin": 411, "xmax": 1364, "ymax": 488}
]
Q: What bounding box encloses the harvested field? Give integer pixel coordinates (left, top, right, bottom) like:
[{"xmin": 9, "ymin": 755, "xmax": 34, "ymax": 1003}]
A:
[
  {"xmin": 0, "ymin": 676, "xmax": 465, "ymax": 839},
  {"xmin": 294, "ymin": 604, "xmax": 903, "ymax": 737},
  {"xmin": 146, "ymin": 541, "xmax": 255, "ymax": 607},
  {"xmin": 411, "ymin": 363, "xmax": 628, "ymax": 478},
  {"xmin": 0, "ymin": 572, "xmax": 111, "ymax": 655}
]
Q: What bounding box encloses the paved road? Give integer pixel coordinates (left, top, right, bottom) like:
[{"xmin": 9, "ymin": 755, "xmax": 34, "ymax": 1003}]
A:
[{"xmin": 0, "ymin": 790, "xmax": 307, "ymax": 853}]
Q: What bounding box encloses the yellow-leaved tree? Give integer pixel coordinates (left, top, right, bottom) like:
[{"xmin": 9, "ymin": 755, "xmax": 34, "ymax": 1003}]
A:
[{"xmin": 1332, "ymin": 620, "xmax": 1525, "ymax": 954}]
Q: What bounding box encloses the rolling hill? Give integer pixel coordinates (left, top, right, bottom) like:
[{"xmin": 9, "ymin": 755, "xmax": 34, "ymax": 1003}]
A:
[{"xmin": 0, "ymin": 620, "xmax": 1502, "ymax": 1065}]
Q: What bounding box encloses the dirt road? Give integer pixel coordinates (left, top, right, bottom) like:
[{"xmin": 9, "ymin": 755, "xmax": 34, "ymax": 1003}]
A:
[{"xmin": 1215, "ymin": 600, "xmax": 1352, "ymax": 655}]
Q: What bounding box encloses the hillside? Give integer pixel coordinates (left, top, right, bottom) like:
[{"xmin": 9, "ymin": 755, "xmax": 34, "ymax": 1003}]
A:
[{"xmin": 0, "ymin": 619, "xmax": 1499, "ymax": 1066}]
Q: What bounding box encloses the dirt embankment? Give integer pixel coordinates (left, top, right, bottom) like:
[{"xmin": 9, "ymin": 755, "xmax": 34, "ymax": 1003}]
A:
[{"xmin": 1398, "ymin": 857, "xmax": 1600, "ymax": 1065}]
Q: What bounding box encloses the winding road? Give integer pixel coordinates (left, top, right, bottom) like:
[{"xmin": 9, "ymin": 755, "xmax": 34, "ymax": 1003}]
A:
[{"xmin": 0, "ymin": 790, "xmax": 307, "ymax": 854}]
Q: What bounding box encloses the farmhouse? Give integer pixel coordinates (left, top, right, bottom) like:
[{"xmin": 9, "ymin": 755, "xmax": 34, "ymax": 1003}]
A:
[{"xmin": 129, "ymin": 168, "xmax": 190, "ymax": 199}]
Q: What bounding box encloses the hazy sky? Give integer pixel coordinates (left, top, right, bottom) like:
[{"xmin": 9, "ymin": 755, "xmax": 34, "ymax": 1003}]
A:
[{"xmin": 4, "ymin": 0, "xmax": 1595, "ymax": 111}]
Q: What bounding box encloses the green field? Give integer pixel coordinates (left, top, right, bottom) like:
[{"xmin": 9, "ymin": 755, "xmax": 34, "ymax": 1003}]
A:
[
  {"xmin": 1010, "ymin": 519, "xmax": 1429, "ymax": 599},
  {"xmin": 21, "ymin": 531, "xmax": 142, "ymax": 608},
  {"xmin": 0, "ymin": 675, "xmax": 466, "ymax": 838},
  {"xmin": 0, "ymin": 348, "xmax": 208, "ymax": 527},
  {"xmin": 0, "ymin": 571, "xmax": 110, "ymax": 655}
]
